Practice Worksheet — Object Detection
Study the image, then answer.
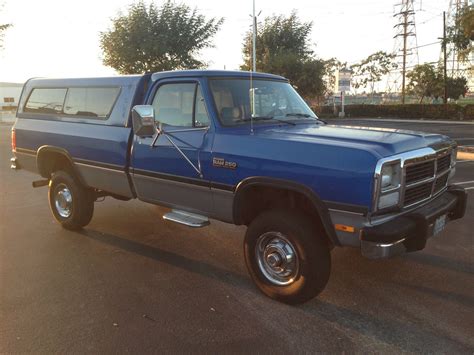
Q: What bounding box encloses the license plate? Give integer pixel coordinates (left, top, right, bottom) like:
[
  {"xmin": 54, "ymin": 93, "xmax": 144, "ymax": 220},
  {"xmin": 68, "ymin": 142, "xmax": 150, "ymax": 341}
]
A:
[{"xmin": 433, "ymin": 215, "xmax": 447, "ymax": 236}]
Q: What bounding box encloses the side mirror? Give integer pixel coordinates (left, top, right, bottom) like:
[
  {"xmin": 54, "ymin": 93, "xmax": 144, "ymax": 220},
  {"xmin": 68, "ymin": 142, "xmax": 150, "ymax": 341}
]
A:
[{"xmin": 132, "ymin": 105, "xmax": 156, "ymax": 137}]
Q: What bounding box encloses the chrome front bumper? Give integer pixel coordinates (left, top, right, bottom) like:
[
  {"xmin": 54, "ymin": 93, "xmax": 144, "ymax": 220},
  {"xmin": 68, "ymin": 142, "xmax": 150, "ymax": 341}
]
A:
[
  {"xmin": 361, "ymin": 237, "xmax": 407, "ymax": 259},
  {"xmin": 360, "ymin": 186, "xmax": 467, "ymax": 259}
]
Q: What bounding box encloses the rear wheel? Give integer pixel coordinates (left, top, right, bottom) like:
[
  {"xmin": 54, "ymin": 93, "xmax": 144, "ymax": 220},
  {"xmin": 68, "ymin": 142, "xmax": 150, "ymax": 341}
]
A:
[
  {"xmin": 244, "ymin": 209, "xmax": 331, "ymax": 304},
  {"xmin": 48, "ymin": 170, "xmax": 94, "ymax": 230}
]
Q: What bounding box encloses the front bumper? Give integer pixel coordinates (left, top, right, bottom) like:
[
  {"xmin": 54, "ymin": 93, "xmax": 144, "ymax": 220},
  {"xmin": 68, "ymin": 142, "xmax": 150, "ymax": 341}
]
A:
[{"xmin": 360, "ymin": 186, "xmax": 467, "ymax": 259}]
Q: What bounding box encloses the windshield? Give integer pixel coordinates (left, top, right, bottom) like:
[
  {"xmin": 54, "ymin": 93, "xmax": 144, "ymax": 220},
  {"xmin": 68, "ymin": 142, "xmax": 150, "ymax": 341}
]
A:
[{"xmin": 209, "ymin": 78, "xmax": 318, "ymax": 126}]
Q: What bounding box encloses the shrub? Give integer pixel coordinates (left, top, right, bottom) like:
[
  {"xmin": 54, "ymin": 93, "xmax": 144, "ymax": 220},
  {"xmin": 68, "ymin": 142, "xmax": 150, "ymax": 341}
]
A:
[{"xmin": 313, "ymin": 104, "xmax": 473, "ymax": 120}]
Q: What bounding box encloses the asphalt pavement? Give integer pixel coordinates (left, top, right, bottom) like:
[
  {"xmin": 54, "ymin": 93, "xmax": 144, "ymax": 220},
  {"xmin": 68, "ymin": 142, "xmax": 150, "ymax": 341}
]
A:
[{"xmin": 0, "ymin": 121, "xmax": 473, "ymax": 353}]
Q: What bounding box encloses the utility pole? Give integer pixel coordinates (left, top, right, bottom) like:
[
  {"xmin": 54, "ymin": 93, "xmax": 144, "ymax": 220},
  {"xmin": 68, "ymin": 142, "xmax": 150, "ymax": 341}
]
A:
[
  {"xmin": 391, "ymin": 0, "xmax": 418, "ymax": 102},
  {"xmin": 443, "ymin": 11, "xmax": 448, "ymax": 105},
  {"xmin": 401, "ymin": 7, "xmax": 408, "ymax": 104}
]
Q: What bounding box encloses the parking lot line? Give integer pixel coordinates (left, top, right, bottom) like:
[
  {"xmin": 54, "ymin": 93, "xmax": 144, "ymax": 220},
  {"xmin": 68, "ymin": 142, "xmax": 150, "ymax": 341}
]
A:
[{"xmin": 453, "ymin": 181, "xmax": 474, "ymax": 185}]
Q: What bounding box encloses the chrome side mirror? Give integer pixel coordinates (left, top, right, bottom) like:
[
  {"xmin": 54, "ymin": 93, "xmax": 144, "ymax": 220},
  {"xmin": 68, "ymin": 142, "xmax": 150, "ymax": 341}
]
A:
[{"xmin": 132, "ymin": 105, "xmax": 156, "ymax": 137}]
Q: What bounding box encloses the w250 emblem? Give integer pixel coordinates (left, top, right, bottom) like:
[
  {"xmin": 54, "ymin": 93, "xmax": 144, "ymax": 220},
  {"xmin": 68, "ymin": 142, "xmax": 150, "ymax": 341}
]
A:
[{"xmin": 213, "ymin": 157, "xmax": 237, "ymax": 170}]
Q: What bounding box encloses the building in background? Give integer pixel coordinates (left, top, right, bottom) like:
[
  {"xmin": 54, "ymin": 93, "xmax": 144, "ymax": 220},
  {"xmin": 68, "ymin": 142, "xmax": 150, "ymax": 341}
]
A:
[{"xmin": 0, "ymin": 82, "xmax": 23, "ymax": 111}]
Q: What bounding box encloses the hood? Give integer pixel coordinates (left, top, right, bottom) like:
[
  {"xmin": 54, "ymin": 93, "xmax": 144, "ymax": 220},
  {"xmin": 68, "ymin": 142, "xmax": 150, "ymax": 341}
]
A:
[{"xmin": 257, "ymin": 123, "xmax": 451, "ymax": 158}]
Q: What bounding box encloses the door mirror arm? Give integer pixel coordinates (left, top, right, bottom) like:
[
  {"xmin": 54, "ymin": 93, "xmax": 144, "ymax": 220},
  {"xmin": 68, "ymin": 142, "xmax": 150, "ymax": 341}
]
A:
[{"xmin": 132, "ymin": 104, "xmax": 207, "ymax": 179}]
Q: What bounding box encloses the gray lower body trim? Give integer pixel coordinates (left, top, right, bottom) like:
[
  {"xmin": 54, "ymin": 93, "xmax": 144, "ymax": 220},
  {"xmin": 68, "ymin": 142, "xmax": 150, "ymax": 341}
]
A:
[
  {"xmin": 75, "ymin": 162, "xmax": 134, "ymax": 198},
  {"xmin": 132, "ymin": 173, "xmax": 212, "ymax": 215},
  {"xmin": 210, "ymin": 188, "xmax": 234, "ymax": 223},
  {"xmin": 328, "ymin": 209, "xmax": 367, "ymax": 247}
]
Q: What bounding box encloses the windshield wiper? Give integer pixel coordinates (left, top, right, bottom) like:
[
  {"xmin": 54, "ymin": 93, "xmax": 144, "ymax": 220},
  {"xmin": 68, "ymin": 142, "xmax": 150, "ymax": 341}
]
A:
[
  {"xmin": 240, "ymin": 116, "xmax": 296, "ymax": 126},
  {"xmin": 286, "ymin": 113, "xmax": 326, "ymax": 124},
  {"xmin": 285, "ymin": 113, "xmax": 312, "ymax": 118}
]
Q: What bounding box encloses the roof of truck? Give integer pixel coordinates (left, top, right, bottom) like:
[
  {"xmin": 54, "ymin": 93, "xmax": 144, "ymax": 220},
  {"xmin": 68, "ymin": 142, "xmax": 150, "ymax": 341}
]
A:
[
  {"xmin": 25, "ymin": 70, "xmax": 286, "ymax": 88},
  {"xmin": 151, "ymin": 70, "xmax": 287, "ymax": 81},
  {"xmin": 25, "ymin": 75, "xmax": 143, "ymax": 88}
]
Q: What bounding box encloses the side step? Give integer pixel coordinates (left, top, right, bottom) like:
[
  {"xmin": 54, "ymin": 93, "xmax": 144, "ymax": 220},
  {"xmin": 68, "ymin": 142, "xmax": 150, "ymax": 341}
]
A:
[{"xmin": 163, "ymin": 209, "xmax": 210, "ymax": 228}]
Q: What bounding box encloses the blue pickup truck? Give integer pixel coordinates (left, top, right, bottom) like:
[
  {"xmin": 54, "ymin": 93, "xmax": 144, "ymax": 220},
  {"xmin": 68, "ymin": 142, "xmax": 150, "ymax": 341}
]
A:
[{"xmin": 11, "ymin": 70, "xmax": 467, "ymax": 304}]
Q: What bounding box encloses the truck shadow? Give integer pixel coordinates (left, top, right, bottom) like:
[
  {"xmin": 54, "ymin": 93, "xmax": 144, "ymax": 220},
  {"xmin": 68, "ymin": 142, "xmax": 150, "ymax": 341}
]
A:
[{"xmin": 78, "ymin": 228, "xmax": 252, "ymax": 289}]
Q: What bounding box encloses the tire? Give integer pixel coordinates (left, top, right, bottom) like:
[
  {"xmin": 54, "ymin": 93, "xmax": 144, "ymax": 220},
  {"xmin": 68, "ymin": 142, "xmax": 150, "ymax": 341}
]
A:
[
  {"xmin": 244, "ymin": 209, "xmax": 331, "ymax": 304},
  {"xmin": 48, "ymin": 170, "xmax": 94, "ymax": 230}
]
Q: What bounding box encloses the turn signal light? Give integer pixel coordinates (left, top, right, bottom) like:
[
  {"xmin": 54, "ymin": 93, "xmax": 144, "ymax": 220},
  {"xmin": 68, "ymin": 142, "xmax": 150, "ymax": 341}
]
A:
[
  {"xmin": 334, "ymin": 224, "xmax": 355, "ymax": 233},
  {"xmin": 11, "ymin": 128, "xmax": 16, "ymax": 152}
]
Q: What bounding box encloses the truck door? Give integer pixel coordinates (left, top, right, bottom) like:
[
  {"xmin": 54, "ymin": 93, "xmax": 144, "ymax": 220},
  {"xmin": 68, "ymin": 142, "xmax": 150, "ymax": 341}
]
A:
[{"xmin": 131, "ymin": 79, "xmax": 213, "ymax": 214}]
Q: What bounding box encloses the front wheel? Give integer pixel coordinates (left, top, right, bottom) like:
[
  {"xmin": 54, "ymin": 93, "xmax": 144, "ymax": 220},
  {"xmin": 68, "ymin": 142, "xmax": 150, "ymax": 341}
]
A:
[
  {"xmin": 244, "ymin": 209, "xmax": 331, "ymax": 304},
  {"xmin": 48, "ymin": 170, "xmax": 94, "ymax": 230}
]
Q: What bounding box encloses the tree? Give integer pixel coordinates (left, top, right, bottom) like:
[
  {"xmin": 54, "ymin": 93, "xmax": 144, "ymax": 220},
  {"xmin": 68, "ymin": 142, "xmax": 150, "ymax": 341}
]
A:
[
  {"xmin": 446, "ymin": 4, "xmax": 473, "ymax": 62},
  {"xmin": 323, "ymin": 58, "xmax": 347, "ymax": 96},
  {"xmin": 240, "ymin": 12, "xmax": 327, "ymax": 99},
  {"xmin": 446, "ymin": 76, "xmax": 468, "ymax": 100},
  {"xmin": 0, "ymin": 2, "xmax": 11, "ymax": 50},
  {"xmin": 350, "ymin": 51, "xmax": 397, "ymax": 94},
  {"xmin": 100, "ymin": 1, "xmax": 223, "ymax": 74},
  {"xmin": 407, "ymin": 63, "xmax": 468, "ymax": 102},
  {"xmin": 406, "ymin": 64, "xmax": 443, "ymax": 103}
]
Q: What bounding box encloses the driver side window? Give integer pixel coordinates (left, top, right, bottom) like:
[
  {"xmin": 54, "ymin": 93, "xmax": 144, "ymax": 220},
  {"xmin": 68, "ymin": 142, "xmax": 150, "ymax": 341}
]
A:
[{"xmin": 152, "ymin": 83, "xmax": 210, "ymax": 127}]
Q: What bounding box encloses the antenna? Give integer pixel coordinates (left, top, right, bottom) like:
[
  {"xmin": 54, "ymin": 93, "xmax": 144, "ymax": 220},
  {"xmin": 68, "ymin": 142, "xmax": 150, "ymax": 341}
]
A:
[{"xmin": 249, "ymin": 0, "xmax": 257, "ymax": 134}]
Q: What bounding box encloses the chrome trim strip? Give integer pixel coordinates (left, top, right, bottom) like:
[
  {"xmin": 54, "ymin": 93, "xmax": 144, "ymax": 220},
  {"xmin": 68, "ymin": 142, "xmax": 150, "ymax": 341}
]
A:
[
  {"xmin": 328, "ymin": 208, "xmax": 365, "ymax": 216},
  {"xmin": 15, "ymin": 147, "xmax": 37, "ymax": 155},
  {"xmin": 74, "ymin": 162, "xmax": 125, "ymax": 173},
  {"xmin": 406, "ymin": 176, "xmax": 435, "ymax": 188}
]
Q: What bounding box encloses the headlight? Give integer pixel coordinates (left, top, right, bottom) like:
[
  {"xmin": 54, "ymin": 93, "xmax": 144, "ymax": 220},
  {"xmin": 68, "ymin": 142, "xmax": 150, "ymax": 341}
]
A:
[
  {"xmin": 380, "ymin": 162, "xmax": 401, "ymax": 191},
  {"xmin": 378, "ymin": 191, "xmax": 400, "ymax": 209},
  {"xmin": 376, "ymin": 161, "xmax": 402, "ymax": 210},
  {"xmin": 451, "ymin": 148, "xmax": 457, "ymax": 167}
]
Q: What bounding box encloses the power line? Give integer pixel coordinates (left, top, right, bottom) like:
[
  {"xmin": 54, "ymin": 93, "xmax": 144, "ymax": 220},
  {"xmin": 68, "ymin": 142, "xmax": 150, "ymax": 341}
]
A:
[
  {"xmin": 418, "ymin": 12, "xmax": 442, "ymax": 25},
  {"xmin": 407, "ymin": 41, "xmax": 441, "ymax": 50}
]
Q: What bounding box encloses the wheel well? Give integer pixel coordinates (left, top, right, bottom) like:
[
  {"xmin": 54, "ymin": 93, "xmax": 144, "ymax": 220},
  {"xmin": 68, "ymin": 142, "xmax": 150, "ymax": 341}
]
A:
[
  {"xmin": 37, "ymin": 149, "xmax": 75, "ymax": 179},
  {"xmin": 234, "ymin": 184, "xmax": 336, "ymax": 246}
]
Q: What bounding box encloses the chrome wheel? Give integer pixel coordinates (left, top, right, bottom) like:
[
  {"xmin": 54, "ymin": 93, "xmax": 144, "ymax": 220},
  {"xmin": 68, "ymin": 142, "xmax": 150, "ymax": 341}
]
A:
[
  {"xmin": 255, "ymin": 232, "xmax": 299, "ymax": 286},
  {"xmin": 54, "ymin": 183, "xmax": 73, "ymax": 218}
]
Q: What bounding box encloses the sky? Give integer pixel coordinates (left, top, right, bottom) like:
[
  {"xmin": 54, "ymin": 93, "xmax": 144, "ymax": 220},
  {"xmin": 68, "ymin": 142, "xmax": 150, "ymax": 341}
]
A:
[{"xmin": 0, "ymin": 0, "xmax": 452, "ymax": 84}]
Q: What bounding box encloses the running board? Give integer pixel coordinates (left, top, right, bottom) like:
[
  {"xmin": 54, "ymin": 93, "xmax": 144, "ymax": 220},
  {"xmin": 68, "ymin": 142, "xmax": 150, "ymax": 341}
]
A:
[{"xmin": 163, "ymin": 210, "xmax": 210, "ymax": 228}]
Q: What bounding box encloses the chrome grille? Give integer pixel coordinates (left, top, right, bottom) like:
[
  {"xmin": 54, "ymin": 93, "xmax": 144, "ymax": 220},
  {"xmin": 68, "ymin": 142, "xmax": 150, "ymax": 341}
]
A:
[
  {"xmin": 436, "ymin": 154, "xmax": 450, "ymax": 173},
  {"xmin": 374, "ymin": 144, "xmax": 456, "ymax": 213},
  {"xmin": 404, "ymin": 183, "xmax": 432, "ymax": 205},
  {"xmin": 433, "ymin": 174, "xmax": 449, "ymax": 193},
  {"xmin": 402, "ymin": 150, "xmax": 453, "ymax": 207},
  {"xmin": 405, "ymin": 161, "xmax": 435, "ymax": 184}
]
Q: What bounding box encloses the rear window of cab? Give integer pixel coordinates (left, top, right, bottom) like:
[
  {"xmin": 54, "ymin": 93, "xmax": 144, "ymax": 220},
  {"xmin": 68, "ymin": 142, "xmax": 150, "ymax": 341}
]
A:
[{"xmin": 24, "ymin": 87, "xmax": 120, "ymax": 119}]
